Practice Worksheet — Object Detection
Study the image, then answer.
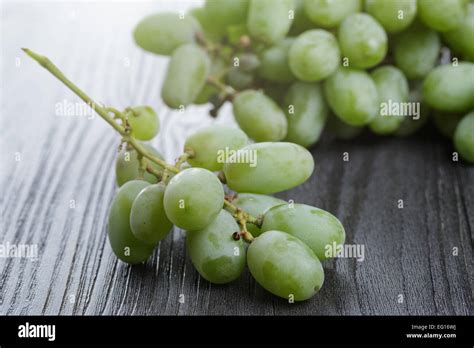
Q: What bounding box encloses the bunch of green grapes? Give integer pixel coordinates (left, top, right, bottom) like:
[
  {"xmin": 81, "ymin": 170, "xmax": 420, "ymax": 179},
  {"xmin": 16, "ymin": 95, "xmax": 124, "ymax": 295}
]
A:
[{"xmin": 134, "ymin": 0, "xmax": 474, "ymax": 163}]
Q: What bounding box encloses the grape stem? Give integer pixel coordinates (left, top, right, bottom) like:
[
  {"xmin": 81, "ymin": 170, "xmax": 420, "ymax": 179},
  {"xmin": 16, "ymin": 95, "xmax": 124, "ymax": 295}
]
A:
[
  {"xmin": 224, "ymin": 200, "xmax": 262, "ymax": 243},
  {"xmin": 206, "ymin": 76, "xmax": 236, "ymax": 99}
]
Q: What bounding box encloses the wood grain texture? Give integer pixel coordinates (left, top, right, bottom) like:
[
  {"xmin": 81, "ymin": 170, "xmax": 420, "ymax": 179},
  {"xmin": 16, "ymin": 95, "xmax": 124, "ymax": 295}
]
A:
[{"xmin": 0, "ymin": 1, "xmax": 472, "ymax": 316}]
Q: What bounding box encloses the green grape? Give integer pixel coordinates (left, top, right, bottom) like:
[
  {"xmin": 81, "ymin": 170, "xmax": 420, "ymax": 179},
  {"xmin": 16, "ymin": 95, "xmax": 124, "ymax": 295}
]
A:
[
  {"xmin": 418, "ymin": 0, "xmax": 468, "ymax": 32},
  {"xmin": 161, "ymin": 44, "xmax": 210, "ymax": 109},
  {"xmin": 226, "ymin": 68, "xmax": 255, "ymax": 90},
  {"xmin": 324, "ymin": 68, "xmax": 378, "ymax": 126},
  {"xmin": 108, "ymin": 180, "xmax": 155, "ymax": 264},
  {"xmin": 443, "ymin": 3, "xmax": 474, "ymax": 61},
  {"xmin": 304, "ymin": 0, "xmax": 362, "ymax": 28},
  {"xmin": 288, "ymin": 30, "xmax": 340, "ymax": 82},
  {"xmin": 115, "ymin": 144, "xmax": 164, "ymax": 187},
  {"xmin": 247, "ymin": 0, "xmax": 294, "ymax": 44},
  {"xmin": 290, "ymin": 0, "xmax": 315, "ymax": 35},
  {"xmin": 134, "ymin": 13, "xmax": 201, "ymax": 55},
  {"xmin": 422, "ymin": 62, "xmax": 474, "ymax": 113},
  {"xmin": 236, "ymin": 53, "xmax": 261, "ymax": 72},
  {"xmin": 189, "ymin": 7, "xmax": 223, "ymax": 42},
  {"xmin": 338, "ymin": 13, "xmax": 388, "ymax": 69},
  {"xmin": 130, "ymin": 183, "xmax": 173, "ymax": 245},
  {"xmin": 283, "ymin": 82, "xmax": 328, "ymax": 147},
  {"xmin": 395, "ymin": 85, "xmax": 430, "ymax": 137},
  {"xmin": 223, "ymin": 142, "xmax": 314, "ymax": 194},
  {"xmin": 432, "ymin": 112, "xmax": 465, "ymax": 138},
  {"xmin": 125, "ymin": 106, "xmax": 159, "ymax": 141},
  {"xmin": 262, "ymin": 204, "xmax": 345, "ymax": 261},
  {"xmin": 369, "ymin": 66, "xmax": 409, "ymax": 135},
  {"xmin": 247, "ymin": 230, "xmax": 324, "ymax": 301},
  {"xmin": 204, "ymin": 0, "xmax": 249, "ymax": 29},
  {"xmin": 228, "ymin": 193, "xmax": 286, "ymax": 236},
  {"xmin": 326, "ymin": 113, "xmax": 364, "ymax": 140},
  {"xmin": 454, "ymin": 111, "xmax": 474, "ymax": 163},
  {"xmin": 393, "ymin": 22, "xmax": 441, "ymax": 80},
  {"xmin": 186, "ymin": 210, "xmax": 245, "ymax": 284},
  {"xmin": 258, "ymin": 38, "xmax": 296, "ymax": 83},
  {"xmin": 184, "ymin": 125, "xmax": 248, "ymax": 171},
  {"xmin": 163, "ymin": 168, "xmax": 224, "ymax": 231},
  {"xmin": 232, "ymin": 90, "xmax": 288, "ymax": 142},
  {"xmin": 365, "ymin": 0, "xmax": 417, "ymax": 33}
]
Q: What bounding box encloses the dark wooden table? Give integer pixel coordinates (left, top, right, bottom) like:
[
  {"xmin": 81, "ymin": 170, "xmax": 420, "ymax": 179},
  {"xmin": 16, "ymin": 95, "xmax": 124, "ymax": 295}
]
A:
[{"xmin": 1, "ymin": 1, "xmax": 472, "ymax": 315}]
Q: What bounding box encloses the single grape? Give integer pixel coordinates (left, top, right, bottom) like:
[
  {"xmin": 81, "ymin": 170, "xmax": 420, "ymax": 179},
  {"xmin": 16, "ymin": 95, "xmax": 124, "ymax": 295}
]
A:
[
  {"xmin": 226, "ymin": 68, "xmax": 255, "ymax": 90},
  {"xmin": 261, "ymin": 204, "xmax": 345, "ymax": 261},
  {"xmin": 258, "ymin": 38, "xmax": 296, "ymax": 83},
  {"xmin": 283, "ymin": 82, "xmax": 328, "ymax": 147},
  {"xmin": 422, "ymin": 62, "xmax": 474, "ymax": 113},
  {"xmin": 247, "ymin": 0, "xmax": 294, "ymax": 44},
  {"xmin": 289, "ymin": 0, "xmax": 315, "ymax": 35},
  {"xmin": 324, "ymin": 68, "xmax": 378, "ymax": 126},
  {"xmin": 418, "ymin": 0, "xmax": 468, "ymax": 32},
  {"xmin": 161, "ymin": 44, "xmax": 210, "ymax": 109},
  {"xmin": 184, "ymin": 125, "xmax": 248, "ymax": 171},
  {"xmin": 134, "ymin": 13, "xmax": 201, "ymax": 55},
  {"xmin": 369, "ymin": 66, "xmax": 409, "ymax": 135},
  {"xmin": 115, "ymin": 144, "xmax": 164, "ymax": 187},
  {"xmin": 163, "ymin": 168, "xmax": 224, "ymax": 231},
  {"xmin": 204, "ymin": 0, "xmax": 249, "ymax": 29},
  {"xmin": 223, "ymin": 142, "xmax": 314, "ymax": 194},
  {"xmin": 443, "ymin": 3, "xmax": 474, "ymax": 62},
  {"xmin": 392, "ymin": 22, "xmax": 441, "ymax": 80},
  {"xmin": 247, "ymin": 230, "xmax": 324, "ymax": 301},
  {"xmin": 186, "ymin": 210, "xmax": 245, "ymax": 284},
  {"xmin": 326, "ymin": 113, "xmax": 364, "ymax": 140},
  {"xmin": 365, "ymin": 0, "xmax": 417, "ymax": 33},
  {"xmin": 338, "ymin": 13, "xmax": 388, "ymax": 69},
  {"xmin": 228, "ymin": 193, "xmax": 286, "ymax": 236},
  {"xmin": 288, "ymin": 29, "xmax": 340, "ymax": 82},
  {"xmin": 454, "ymin": 111, "xmax": 474, "ymax": 163},
  {"xmin": 433, "ymin": 112, "xmax": 465, "ymax": 138},
  {"xmin": 189, "ymin": 7, "xmax": 223, "ymax": 42},
  {"xmin": 232, "ymin": 90, "xmax": 288, "ymax": 142},
  {"xmin": 108, "ymin": 180, "xmax": 155, "ymax": 264},
  {"xmin": 235, "ymin": 53, "xmax": 261, "ymax": 72},
  {"xmin": 125, "ymin": 106, "xmax": 159, "ymax": 141},
  {"xmin": 130, "ymin": 183, "xmax": 173, "ymax": 245},
  {"xmin": 304, "ymin": 0, "xmax": 362, "ymax": 28}
]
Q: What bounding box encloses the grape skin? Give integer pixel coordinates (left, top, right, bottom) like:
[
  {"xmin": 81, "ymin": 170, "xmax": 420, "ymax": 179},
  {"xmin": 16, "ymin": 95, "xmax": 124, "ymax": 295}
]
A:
[
  {"xmin": 258, "ymin": 38, "xmax": 296, "ymax": 84},
  {"xmin": 443, "ymin": 3, "xmax": 474, "ymax": 61},
  {"xmin": 454, "ymin": 111, "xmax": 474, "ymax": 163},
  {"xmin": 418, "ymin": 0, "xmax": 468, "ymax": 32},
  {"xmin": 365, "ymin": 0, "xmax": 417, "ymax": 33},
  {"xmin": 247, "ymin": 0, "xmax": 294, "ymax": 44},
  {"xmin": 304, "ymin": 0, "xmax": 362, "ymax": 29},
  {"xmin": 126, "ymin": 106, "xmax": 159, "ymax": 141},
  {"xmin": 115, "ymin": 144, "xmax": 163, "ymax": 187}
]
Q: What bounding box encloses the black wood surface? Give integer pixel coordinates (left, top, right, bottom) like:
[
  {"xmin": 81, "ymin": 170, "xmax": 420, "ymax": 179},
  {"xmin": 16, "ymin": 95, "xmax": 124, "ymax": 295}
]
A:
[{"xmin": 1, "ymin": 1, "xmax": 472, "ymax": 315}]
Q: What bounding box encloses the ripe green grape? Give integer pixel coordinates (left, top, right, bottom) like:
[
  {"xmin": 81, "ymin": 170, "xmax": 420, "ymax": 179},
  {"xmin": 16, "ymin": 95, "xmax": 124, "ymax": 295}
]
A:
[
  {"xmin": 418, "ymin": 0, "xmax": 468, "ymax": 32},
  {"xmin": 422, "ymin": 62, "xmax": 474, "ymax": 113},
  {"xmin": 163, "ymin": 168, "xmax": 224, "ymax": 231},
  {"xmin": 443, "ymin": 3, "xmax": 474, "ymax": 61},
  {"xmin": 232, "ymin": 90, "xmax": 288, "ymax": 142},
  {"xmin": 290, "ymin": 0, "xmax": 315, "ymax": 35},
  {"xmin": 369, "ymin": 66, "xmax": 409, "ymax": 135},
  {"xmin": 326, "ymin": 113, "xmax": 364, "ymax": 140},
  {"xmin": 134, "ymin": 13, "xmax": 201, "ymax": 55},
  {"xmin": 454, "ymin": 111, "xmax": 474, "ymax": 163},
  {"xmin": 226, "ymin": 68, "xmax": 255, "ymax": 90},
  {"xmin": 247, "ymin": 230, "xmax": 324, "ymax": 301},
  {"xmin": 184, "ymin": 125, "xmax": 248, "ymax": 171},
  {"xmin": 258, "ymin": 38, "xmax": 296, "ymax": 83},
  {"xmin": 433, "ymin": 112, "xmax": 465, "ymax": 138},
  {"xmin": 324, "ymin": 68, "xmax": 378, "ymax": 126},
  {"xmin": 247, "ymin": 0, "xmax": 294, "ymax": 44},
  {"xmin": 365, "ymin": 0, "xmax": 417, "ymax": 33},
  {"xmin": 393, "ymin": 22, "xmax": 441, "ymax": 80},
  {"xmin": 304, "ymin": 0, "xmax": 362, "ymax": 28},
  {"xmin": 223, "ymin": 142, "xmax": 314, "ymax": 194},
  {"xmin": 283, "ymin": 82, "xmax": 328, "ymax": 147},
  {"xmin": 261, "ymin": 204, "xmax": 345, "ymax": 261},
  {"xmin": 161, "ymin": 44, "xmax": 210, "ymax": 109},
  {"xmin": 115, "ymin": 144, "xmax": 164, "ymax": 187},
  {"xmin": 186, "ymin": 210, "xmax": 245, "ymax": 284},
  {"xmin": 125, "ymin": 106, "xmax": 159, "ymax": 141},
  {"xmin": 288, "ymin": 29, "xmax": 340, "ymax": 82},
  {"xmin": 229, "ymin": 193, "xmax": 286, "ymax": 236},
  {"xmin": 108, "ymin": 180, "xmax": 155, "ymax": 264},
  {"xmin": 204, "ymin": 0, "xmax": 249, "ymax": 30},
  {"xmin": 338, "ymin": 13, "xmax": 388, "ymax": 69},
  {"xmin": 130, "ymin": 183, "xmax": 173, "ymax": 245}
]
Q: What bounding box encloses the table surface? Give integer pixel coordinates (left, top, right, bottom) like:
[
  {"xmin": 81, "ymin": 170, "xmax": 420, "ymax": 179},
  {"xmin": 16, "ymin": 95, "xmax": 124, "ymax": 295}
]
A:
[{"xmin": 1, "ymin": 1, "xmax": 473, "ymax": 316}]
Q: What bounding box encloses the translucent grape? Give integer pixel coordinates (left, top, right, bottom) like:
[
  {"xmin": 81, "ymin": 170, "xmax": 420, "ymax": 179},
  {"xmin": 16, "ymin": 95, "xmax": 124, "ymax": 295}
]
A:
[
  {"xmin": 186, "ymin": 210, "xmax": 245, "ymax": 284},
  {"xmin": 130, "ymin": 183, "xmax": 173, "ymax": 245},
  {"xmin": 108, "ymin": 180, "xmax": 155, "ymax": 264},
  {"xmin": 247, "ymin": 0, "xmax": 294, "ymax": 44},
  {"xmin": 232, "ymin": 90, "xmax": 288, "ymax": 142},
  {"xmin": 288, "ymin": 29, "xmax": 340, "ymax": 82},
  {"xmin": 418, "ymin": 0, "xmax": 468, "ymax": 32},
  {"xmin": 454, "ymin": 111, "xmax": 474, "ymax": 163},
  {"xmin": 261, "ymin": 204, "xmax": 345, "ymax": 261},
  {"xmin": 184, "ymin": 125, "xmax": 248, "ymax": 171},
  {"xmin": 163, "ymin": 168, "xmax": 224, "ymax": 231},
  {"xmin": 258, "ymin": 38, "xmax": 296, "ymax": 83},
  {"xmin": 223, "ymin": 142, "xmax": 314, "ymax": 194},
  {"xmin": 365, "ymin": 0, "xmax": 417, "ymax": 33},
  {"xmin": 247, "ymin": 230, "xmax": 324, "ymax": 301},
  {"xmin": 125, "ymin": 106, "xmax": 159, "ymax": 141},
  {"xmin": 443, "ymin": 3, "xmax": 474, "ymax": 61},
  {"xmin": 304, "ymin": 0, "xmax": 362, "ymax": 28}
]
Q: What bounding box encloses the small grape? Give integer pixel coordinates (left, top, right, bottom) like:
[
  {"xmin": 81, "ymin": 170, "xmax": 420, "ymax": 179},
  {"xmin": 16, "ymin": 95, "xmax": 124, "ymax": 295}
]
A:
[
  {"xmin": 226, "ymin": 68, "xmax": 255, "ymax": 90},
  {"xmin": 125, "ymin": 106, "xmax": 159, "ymax": 141},
  {"xmin": 443, "ymin": 3, "xmax": 474, "ymax": 62},
  {"xmin": 204, "ymin": 0, "xmax": 249, "ymax": 30},
  {"xmin": 454, "ymin": 111, "xmax": 474, "ymax": 163},
  {"xmin": 304, "ymin": 0, "xmax": 362, "ymax": 28},
  {"xmin": 247, "ymin": 0, "xmax": 294, "ymax": 44},
  {"xmin": 258, "ymin": 38, "xmax": 296, "ymax": 84},
  {"xmin": 365, "ymin": 0, "xmax": 417, "ymax": 33},
  {"xmin": 189, "ymin": 7, "xmax": 223, "ymax": 42},
  {"xmin": 418, "ymin": 0, "xmax": 468, "ymax": 32}
]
